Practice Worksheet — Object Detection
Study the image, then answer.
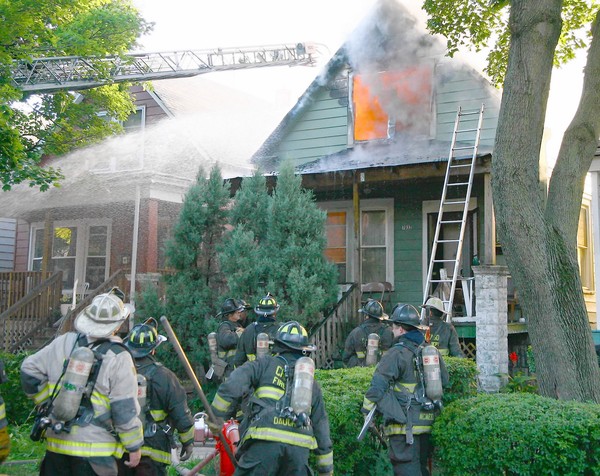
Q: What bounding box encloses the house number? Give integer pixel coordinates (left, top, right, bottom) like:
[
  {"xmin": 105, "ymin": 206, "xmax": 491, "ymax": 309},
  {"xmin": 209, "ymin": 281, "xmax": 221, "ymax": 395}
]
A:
[{"xmin": 401, "ymin": 224, "xmax": 412, "ymax": 230}]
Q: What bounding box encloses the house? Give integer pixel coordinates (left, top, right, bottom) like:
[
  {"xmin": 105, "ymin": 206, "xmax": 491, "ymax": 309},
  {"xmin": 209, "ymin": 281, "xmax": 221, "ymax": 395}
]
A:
[
  {"xmin": 0, "ymin": 76, "xmax": 283, "ymax": 325},
  {"xmin": 247, "ymin": 0, "xmax": 598, "ymax": 360}
]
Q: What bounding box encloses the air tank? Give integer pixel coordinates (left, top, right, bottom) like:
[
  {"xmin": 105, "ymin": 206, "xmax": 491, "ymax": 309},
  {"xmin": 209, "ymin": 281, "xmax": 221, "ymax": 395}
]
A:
[
  {"xmin": 256, "ymin": 332, "xmax": 270, "ymax": 359},
  {"xmin": 52, "ymin": 346, "xmax": 95, "ymax": 422},
  {"xmin": 290, "ymin": 356, "xmax": 315, "ymax": 416},
  {"xmin": 422, "ymin": 345, "xmax": 443, "ymax": 401},
  {"xmin": 365, "ymin": 333, "xmax": 380, "ymax": 366}
]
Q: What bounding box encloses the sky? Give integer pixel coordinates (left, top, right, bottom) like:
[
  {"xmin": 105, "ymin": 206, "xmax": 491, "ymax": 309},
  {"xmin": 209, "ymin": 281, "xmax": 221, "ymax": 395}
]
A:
[{"xmin": 131, "ymin": 0, "xmax": 587, "ymax": 168}]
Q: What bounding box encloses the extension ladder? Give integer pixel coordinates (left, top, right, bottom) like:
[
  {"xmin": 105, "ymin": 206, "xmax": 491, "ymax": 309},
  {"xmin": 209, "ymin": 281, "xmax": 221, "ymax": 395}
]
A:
[{"xmin": 422, "ymin": 104, "xmax": 485, "ymax": 319}]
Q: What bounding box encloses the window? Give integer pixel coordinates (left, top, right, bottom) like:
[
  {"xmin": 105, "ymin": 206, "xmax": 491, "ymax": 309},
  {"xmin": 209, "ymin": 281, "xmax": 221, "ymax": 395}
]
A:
[
  {"xmin": 578, "ymin": 205, "xmax": 594, "ymax": 291},
  {"xmin": 325, "ymin": 211, "xmax": 347, "ymax": 283},
  {"xmin": 92, "ymin": 106, "xmax": 145, "ymax": 173},
  {"xmin": 30, "ymin": 221, "xmax": 111, "ymax": 291},
  {"xmin": 361, "ymin": 210, "xmax": 387, "ymax": 282},
  {"xmin": 352, "ymin": 66, "xmax": 432, "ymax": 142},
  {"xmin": 320, "ymin": 199, "xmax": 394, "ymax": 284}
]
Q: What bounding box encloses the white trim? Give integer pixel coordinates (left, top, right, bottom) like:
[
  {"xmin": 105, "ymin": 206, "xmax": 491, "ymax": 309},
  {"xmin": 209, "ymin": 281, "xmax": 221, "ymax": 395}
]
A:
[
  {"xmin": 421, "ymin": 198, "xmax": 478, "ymax": 294},
  {"xmin": 591, "ymin": 171, "xmax": 600, "ymax": 329}
]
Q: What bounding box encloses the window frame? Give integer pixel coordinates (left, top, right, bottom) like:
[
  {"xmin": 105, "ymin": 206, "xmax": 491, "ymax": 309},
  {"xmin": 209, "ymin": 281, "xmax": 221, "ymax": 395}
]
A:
[
  {"xmin": 29, "ymin": 219, "xmax": 112, "ymax": 292},
  {"xmin": 319, "ymin": 198, "xmax": 394, "ymax": 286},
  {"xmin": 578, "ymin": 202, "xmax": 595, "ymax": 293}
]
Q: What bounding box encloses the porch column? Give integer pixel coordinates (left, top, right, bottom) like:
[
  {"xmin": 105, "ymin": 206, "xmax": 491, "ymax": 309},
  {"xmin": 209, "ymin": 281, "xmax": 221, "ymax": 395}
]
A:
[
  {"xmin": 146, "ymin": 199, "xmax": 158, "ymax": 273},
  {"xmin": 473, "ymin": 265, "xmax": 509, "ymax": 392}
]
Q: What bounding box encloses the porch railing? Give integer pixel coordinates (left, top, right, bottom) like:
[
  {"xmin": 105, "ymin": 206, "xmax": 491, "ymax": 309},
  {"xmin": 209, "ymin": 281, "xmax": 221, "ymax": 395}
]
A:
[
  {"xmin": 0, "ymin": 271, "xmax": 53, "ymax": 313},
  {"xmin": 309, "ymin": 283, "xmax": 361, "ymax": 369},
  {"xmin": 0, "ymin": 271, "xmax": 63, "ymax": 352}
]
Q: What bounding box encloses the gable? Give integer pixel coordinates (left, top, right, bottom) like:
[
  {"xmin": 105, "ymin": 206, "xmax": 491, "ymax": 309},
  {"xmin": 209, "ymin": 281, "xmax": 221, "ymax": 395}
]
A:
[{"xmin": 252, "ymin": 0, "xmax": 501, "ymax": 173}]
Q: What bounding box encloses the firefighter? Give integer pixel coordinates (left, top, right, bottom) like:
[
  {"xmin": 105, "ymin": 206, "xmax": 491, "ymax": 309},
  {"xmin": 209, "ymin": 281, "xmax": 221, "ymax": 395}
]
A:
[
  {"xmin": 118, "ymin": 319, "xmax": 195, "ymax": 476},
  {"xmin": 216, "ymin": 298, "xmax": 250, "ymax": 378},
  {"xmin": 362, "ymin": 303, "xmax": 449, "ymax": 476},
  {"xmin": 343, "ymin": 299, "xmax": 393, "ymax": 368},
  {"xmin": 211, "ymin": 321, "xmax": 334, "ymax": 476},
  {"xmin": 233, "ymin": 293, "xmax": 280, "ymax": 367},
  {"xmin": 21, "ymin": 288, "xmax": 143, "ymax": 476},
  {"xmin": 421, "ymin": 297, "xmax": 464, "ymax": 357}
]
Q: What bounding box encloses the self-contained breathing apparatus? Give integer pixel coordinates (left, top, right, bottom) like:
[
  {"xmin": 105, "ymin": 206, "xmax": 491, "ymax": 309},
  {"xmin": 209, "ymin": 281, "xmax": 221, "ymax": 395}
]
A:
[
  {"xmin": 30, "ymin": 336, "xmax": 119, "ymax": 441},
  {"xmin": 274, "ymin": 356, "xmax": 315, "ymax": 428},
  {"xmin": 206, "ymin": 332, "xmax": 228, "ymax": 380}
]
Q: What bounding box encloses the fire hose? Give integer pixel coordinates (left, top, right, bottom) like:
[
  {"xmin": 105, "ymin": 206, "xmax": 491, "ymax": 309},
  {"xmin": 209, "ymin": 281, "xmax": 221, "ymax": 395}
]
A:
[{"xmin": 159, "ymin": 316, "xmax": 238, "ymax": 469}]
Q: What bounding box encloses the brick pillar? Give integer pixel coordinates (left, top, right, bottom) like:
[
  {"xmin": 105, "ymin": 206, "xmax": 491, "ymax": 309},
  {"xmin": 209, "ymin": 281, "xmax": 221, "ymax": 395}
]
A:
[{"xmin": 472, "ymin": 265, "xmax": 509, "ymax": 392}]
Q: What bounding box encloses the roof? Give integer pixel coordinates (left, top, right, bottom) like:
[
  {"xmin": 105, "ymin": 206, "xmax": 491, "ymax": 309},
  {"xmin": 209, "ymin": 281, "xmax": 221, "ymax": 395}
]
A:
[{"xmin": 295, "ymin": 135, "xmax": 494, "ymax": 175}]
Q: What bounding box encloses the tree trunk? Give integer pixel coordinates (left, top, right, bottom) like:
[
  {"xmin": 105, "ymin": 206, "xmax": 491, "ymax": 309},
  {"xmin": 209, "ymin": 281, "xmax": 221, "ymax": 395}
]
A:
[{"xmin": 492, "ymin": 1, "xmax": 600, "ymax": 401}]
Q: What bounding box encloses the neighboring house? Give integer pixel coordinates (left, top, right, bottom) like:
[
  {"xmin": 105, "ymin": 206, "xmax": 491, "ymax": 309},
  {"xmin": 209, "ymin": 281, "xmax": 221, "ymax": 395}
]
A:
[
  {"xmin": 2, "ymin": 77, "xmax": 281, "ymax": 303},
  {"xmin": 587, "ymin": 144, "xmax": 600, "ymax": 329},
  {"xmin": 248, "ymin": 0, "xmax": 597, "ymax": 345},
  {"xmin": 0, "ymin": 219, "xmax": 16, "ymax": 271}
]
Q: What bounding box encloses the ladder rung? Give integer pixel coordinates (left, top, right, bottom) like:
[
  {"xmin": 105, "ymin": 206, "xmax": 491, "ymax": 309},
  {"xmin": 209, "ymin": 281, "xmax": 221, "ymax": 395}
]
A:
[
  {"xmin": 443, "ymin": 200, "xmax": 466, "ymax": 205},
  {"xmin": 448, "ymin": 182, "xmax": 469, "ymax": 187},
  {"xmin": 432, "ymin": 259, "xmax": 458, "ymax": 263},
  {"xmin": 459, "ymin": 110, "xmax": 481, "ymax": 116},
  {"xmin": 440, "ymin": 220, "xmax": 462, "ymax": 224},
  {"xmin": 452, "ymin": 146, "xmax": 475, "ymax": 151},
  {"xmin": 438, "ymin": 239, "xmax": 460, "ymax": 243},
  {"xmin": 455, "ymin": 128, "xmax": 478, "ymax": 133},
  {"xmin": 450, "ymin": 164, "xmax": 471, "ymax": 168}
]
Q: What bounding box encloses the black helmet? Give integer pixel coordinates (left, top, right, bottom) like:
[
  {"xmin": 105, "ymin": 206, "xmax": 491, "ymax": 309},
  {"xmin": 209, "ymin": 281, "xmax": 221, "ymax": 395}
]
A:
[
  {"xmin": 217, "ymin": 298, "xmax": 250, "ymax": 317},
  {"xmin": 359, "ymin": 299, "xmax": 389, "ymax": 321},
  {"xmin": 275, "ymin": 321, "xmax": 316, "ymax": 352},
  {"xmin": 390, "ymin": 303, "xmax": 422, "ymax": 329},
  {"xmin": 125, "ymin": 320, "xmax": 167, "ymax": 358},
  {"xmin": 254, "ymin": 292, "xmax": 280, "ymax": 317}
]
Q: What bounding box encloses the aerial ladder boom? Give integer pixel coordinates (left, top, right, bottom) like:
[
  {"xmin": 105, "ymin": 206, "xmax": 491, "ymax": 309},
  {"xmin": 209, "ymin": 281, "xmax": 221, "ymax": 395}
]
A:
[{"xmin": 12, "ymin": 42, "xmax": 319, "ymax": 94}]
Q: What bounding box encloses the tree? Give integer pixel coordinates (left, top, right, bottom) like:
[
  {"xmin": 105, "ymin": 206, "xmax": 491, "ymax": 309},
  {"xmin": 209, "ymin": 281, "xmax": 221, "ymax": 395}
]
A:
[
  {"xmin": 219, "ymin": 170, "xmax": 269, "ymax": 303},
  {"xmin": 0, "ymin": 0, "xmax": 151, "ymax": 191},
  {"xmin": 424, "ymin": 0, "xmax": 600, "ymax": 401},
  {"xmin": 163, "ymin": 165, "xmax": 230, "ymax": 372},
  {"xmin": 266, "ymin": 163, "xmax": 338, "ymax": 326},
  {"xmin": 220, "ymin": 164, "xmax": 338, "ymax": 328}
]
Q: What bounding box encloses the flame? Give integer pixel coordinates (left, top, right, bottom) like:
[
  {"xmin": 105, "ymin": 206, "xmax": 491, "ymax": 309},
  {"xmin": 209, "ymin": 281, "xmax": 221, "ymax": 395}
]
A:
[{"xmin": 353, "ymin": 66, "xmax": 432, "ymax": 141}]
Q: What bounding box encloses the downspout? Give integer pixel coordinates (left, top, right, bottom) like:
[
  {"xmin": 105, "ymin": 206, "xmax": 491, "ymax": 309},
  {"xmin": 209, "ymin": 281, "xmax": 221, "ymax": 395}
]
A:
[{"xmin": 129, "ymin": 185, "xmax": 141, "ymax": 324}]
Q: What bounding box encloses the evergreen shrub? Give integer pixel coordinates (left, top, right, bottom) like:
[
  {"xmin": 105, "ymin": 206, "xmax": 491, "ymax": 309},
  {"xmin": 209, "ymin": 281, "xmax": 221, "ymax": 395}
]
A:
[
  {"xmin": 315, "ymin": 356, "xmax": 478, "ymax": 475},
  {"xmin": 433, "ymin": 393, "xmax": 600, "ymax": 475},
  {"xmin": 0, "ymin": 352, "xmax": 34, "ymax": 425}
]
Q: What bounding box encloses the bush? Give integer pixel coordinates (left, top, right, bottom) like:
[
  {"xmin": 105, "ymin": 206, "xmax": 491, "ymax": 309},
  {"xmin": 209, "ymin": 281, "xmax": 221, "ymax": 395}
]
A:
[
  {"xmin": 433, "ymin": 393, "xmax": 600, "ymax": 475},
  {"xmin": 316, "ymin": 356, "xmax": 478, "ymax": 475},
  {"xmin": 0, "ymin": 352, "xmax": 34, "ymax": 426}
]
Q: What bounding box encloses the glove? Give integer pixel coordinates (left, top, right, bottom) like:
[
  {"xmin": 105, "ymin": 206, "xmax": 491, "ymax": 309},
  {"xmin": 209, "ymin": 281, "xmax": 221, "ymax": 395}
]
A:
[
  {"xmin": 235, "ymin": 327, "xmax": 244, "ymax": 337},
  {"xmin": 179, "ymin": 442, "xmax": 194, "ymax": 461},
  {"xmin": 208, "ymin": 417, "xmax": 224, "ymax": 436}
]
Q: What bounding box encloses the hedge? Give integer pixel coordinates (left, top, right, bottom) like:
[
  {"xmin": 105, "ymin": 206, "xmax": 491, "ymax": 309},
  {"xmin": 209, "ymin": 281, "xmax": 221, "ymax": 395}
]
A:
[
  {"xmin": 315, "ymin": 356, "xmax": 478, "ymax": 475},
  {"xmin": 433, "ymin": 393, "xmax": 600, "ymax": 475}
]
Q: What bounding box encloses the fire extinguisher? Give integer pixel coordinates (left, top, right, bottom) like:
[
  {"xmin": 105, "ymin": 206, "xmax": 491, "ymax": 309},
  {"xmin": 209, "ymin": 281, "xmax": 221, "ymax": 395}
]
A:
[
  {"xmin": 421, "ymin": 345, "xmax": 443, "ymax": 402},
  {"xmin": 52, "ymin": 346, "xmax": 95, "ymax": 424},
  {"xmin": 216, "ymin": 419, "xmax": 240, "ymax": 476}
]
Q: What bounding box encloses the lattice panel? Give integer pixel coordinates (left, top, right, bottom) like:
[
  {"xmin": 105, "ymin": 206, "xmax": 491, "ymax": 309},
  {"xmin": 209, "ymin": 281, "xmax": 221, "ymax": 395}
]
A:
[{"xmin": 460, "ymin": 340, "xmax": 477, "ymax": 360}]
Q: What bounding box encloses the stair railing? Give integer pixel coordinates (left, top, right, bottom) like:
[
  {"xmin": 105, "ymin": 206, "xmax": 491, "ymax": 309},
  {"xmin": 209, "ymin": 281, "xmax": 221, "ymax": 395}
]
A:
[
  {"xmin": 0, "ymin": 271, "xmax": 62, "ymax": 352},
  {"xmin": 309, "ymin": 283, "xmax": 361, "ymax": 369}
]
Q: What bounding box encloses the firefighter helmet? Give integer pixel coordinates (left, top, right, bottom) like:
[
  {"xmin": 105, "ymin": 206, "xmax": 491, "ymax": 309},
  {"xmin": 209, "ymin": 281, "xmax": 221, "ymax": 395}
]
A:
[
  {"xmin": 254, "ymin": 293, "xmax": 280, "ymax": 317},
  {"xmin": 218, "ymin": 298, "xmax": 250, "ymax": 317},
  {"xmin": 390, "ymin": 303, "xmax": 422, "ymax": 329},
  {"xmin": 74, "ymin": 293, "xmax": 131, "ymax": 338},
  {"xmin": 423, "ymin": 296, "xmax": 448, "ymax": 315},
  {"xmin": 125, "ymin": 322, "xmax": 167, "ymax": 358},
  {"xmin": 359, "ymin": 299, "xmax": 389, "ymax": 321},
  {"xmin": 275, "ymin": 321, "xmax": 316, "ymax": 352}
]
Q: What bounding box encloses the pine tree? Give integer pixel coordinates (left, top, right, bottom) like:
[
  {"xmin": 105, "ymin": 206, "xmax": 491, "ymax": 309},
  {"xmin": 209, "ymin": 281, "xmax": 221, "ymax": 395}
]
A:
[
  {"xmin": 163, "ymin": 164, "xmax": 230, "ymax": 372},
  {"xmin": 265, "ymin": 162, "xmax": 338, "ymax": 326},
  {"xmin": 219, "ymin": 170, "xmax": 270, "ymax": 307}
]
